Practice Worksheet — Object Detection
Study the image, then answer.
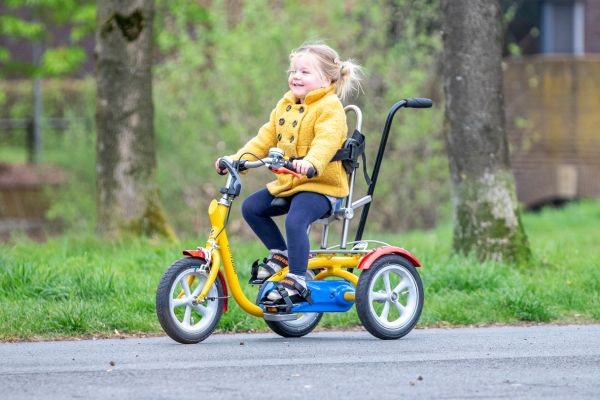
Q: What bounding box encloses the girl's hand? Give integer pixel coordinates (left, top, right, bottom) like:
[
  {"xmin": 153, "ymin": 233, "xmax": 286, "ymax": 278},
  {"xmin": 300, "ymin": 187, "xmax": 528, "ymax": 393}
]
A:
[
  {"xmin": 292, "ymin": 159, "xmax": 314, "ymax": 176},
  {"xmin": 215, "ymin": 157, "xmax": 229, "ymax": 175}
]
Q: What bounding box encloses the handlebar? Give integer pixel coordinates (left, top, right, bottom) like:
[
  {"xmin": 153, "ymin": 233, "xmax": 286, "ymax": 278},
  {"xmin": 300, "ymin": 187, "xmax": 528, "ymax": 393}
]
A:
[{"xmin": 218, "ymin": 152, "xmax": 316, "ymax": 178}]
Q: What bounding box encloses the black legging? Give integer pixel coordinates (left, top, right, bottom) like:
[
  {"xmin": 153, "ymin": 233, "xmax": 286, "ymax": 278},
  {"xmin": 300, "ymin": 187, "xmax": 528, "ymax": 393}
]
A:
[{"xmin": 241, "ymin": 188, "xmax": 331, "ymax": 276}]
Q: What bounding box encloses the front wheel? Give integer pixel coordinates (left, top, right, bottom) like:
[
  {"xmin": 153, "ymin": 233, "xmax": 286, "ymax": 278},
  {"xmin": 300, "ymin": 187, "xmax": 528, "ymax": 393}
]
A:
[
  {"xmin": 355, "ymin": 254, "xmax": 423, "ymax": 340},
  {"xmin": 156, "ymin": 257, "xmax": 225, "ymax": 344}
]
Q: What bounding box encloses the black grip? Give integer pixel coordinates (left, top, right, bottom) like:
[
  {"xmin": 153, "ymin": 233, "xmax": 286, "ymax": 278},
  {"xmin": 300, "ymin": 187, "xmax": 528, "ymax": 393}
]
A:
[
  {"xmin": 283, "ymin": 161, "xmax": 316, "ymax": 178},
  {"xmin": 405, "ymin": 98, "xmax": 432, "ymax": 108},
  {"xmin": 217, "ymin": 158, "xmax": 228, "ymax": 175}
]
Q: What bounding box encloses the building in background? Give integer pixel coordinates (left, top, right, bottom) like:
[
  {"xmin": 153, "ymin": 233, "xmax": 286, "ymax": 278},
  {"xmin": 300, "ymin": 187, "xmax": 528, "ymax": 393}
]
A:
[{"xmin": 503, "ymin": 0, "xmax": 600, "ymax": 208}]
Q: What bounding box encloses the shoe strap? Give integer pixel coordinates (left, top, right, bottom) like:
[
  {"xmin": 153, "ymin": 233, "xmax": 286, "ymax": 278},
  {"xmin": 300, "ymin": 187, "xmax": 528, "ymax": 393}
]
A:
[
  {"xmin": 268, "ymin": 253, "xmax": 288, "ymax": 268},
  {"xmin": 278, "ymin": 277, "xmax": 314, "ymax": 304}
]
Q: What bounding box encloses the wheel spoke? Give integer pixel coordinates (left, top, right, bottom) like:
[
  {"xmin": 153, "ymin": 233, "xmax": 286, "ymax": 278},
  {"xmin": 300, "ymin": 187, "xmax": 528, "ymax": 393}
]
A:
[
  {"xmin": 379, "ymin": 301, "xmax": 390, "ymax": 322},
  {"xmin": 183, "ymin": 305, "xmax": 192, "ymax": 326},
  {"xmin": 383, "ymin": 271, "xmax": 392, "ymax": 294},
  {"xmin": 393, "ymin": 300, "xmax": 406, "ymax": 315},
  {"xmin": 180, "ymin": 276, "xmax": 192, "ymax": 297},
  {"xmin": 191, "ymin": 279, "xmax": 204, "ymax": 297},
  {"xmin": 371, "ymin": 291, "xmax": 388, "ymax": 302},
  {"xmin": 171, "ymin": 298, "xmax": 188, "ymax": 308},
  {"xmin": 393, "ymin": 278, "xmax": 409, "ymax": 294},
  {"xmin": 193, "ymin": 303, "xmax": 208, "ymax": 317}
]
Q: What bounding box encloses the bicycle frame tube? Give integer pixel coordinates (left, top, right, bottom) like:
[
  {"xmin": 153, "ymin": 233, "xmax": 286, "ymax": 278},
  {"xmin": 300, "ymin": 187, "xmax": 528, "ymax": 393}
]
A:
[
  {"xmin": 200, "ymin": 199, "xmax": 264, "ymax": 317},
  {"xmin": 266, "ymin": 254, "xmax": 361, "ymax": 286}
]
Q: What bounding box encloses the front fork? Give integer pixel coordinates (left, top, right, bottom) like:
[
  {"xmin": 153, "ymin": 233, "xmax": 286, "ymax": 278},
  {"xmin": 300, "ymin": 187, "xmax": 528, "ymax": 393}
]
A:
[{"xmin": 194, "ymin": 199, "xmax": 264, "ymax": 317}]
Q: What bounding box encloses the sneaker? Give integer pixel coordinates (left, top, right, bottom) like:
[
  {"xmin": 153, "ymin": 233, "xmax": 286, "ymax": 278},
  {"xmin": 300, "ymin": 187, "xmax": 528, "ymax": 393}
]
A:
[
  {"xmin": 249, "ymin": 249, "xmax": 288, "ymax": 284},
  {"xmin": 266, "ymin": 273, "xmax": 308, "ymax": 301}
]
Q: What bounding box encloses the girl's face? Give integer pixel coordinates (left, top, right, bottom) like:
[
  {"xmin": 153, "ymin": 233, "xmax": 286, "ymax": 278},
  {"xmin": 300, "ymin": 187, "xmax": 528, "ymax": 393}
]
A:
[{"xmin": 288, "ymin": 53, "xmax": 330, "ymax": 101}]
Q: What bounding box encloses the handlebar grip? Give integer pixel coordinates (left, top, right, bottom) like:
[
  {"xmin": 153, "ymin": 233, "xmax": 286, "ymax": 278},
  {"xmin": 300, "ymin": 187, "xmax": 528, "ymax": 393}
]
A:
[
  {"xmin": 217, "ymin": 158, "xmax": 229, "ymax": 175},
  {"xmin": 405, "ymin": 98, "xmax": 432, "ymax": 108},
  {"xmin": 283, "ymin": 161, "xmax": 316, "ymax": 178}
]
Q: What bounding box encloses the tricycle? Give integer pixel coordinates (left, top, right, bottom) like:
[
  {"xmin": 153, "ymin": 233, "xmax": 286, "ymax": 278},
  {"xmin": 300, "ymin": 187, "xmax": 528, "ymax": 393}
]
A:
[{"xmin": 155, "ymin": 98, "xmax": 432, "ymax": 343}]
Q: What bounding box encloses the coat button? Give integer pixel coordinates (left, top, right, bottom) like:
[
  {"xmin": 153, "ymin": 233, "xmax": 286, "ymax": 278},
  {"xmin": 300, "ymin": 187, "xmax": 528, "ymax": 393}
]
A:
[
  {"xmin": 286, "ymin": 105, "xmax": 292, "ymax": 111},
  {"xmin": 279, "ymin": 118, "xmax": 285, "ymax": 125},
  {"xmin": 290, "ymin": 136, "xmax": 294, "ymax": 143},
  {"xmin": 277, "ymin": 133, "xmax": 282, "ymax": 141},
  {"xmin": 292, "ymin": 120, "xmax": 297, "ymax": 127},
  {"xmin": 299, "ymin": 106, "xmax": 305, "ymax": 113}
]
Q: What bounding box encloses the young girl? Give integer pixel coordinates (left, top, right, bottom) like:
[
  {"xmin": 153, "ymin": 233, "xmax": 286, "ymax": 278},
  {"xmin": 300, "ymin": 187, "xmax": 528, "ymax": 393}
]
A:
[{"xmin": 216, "ymin": 42, "xmax": 362, "ymax": 305}]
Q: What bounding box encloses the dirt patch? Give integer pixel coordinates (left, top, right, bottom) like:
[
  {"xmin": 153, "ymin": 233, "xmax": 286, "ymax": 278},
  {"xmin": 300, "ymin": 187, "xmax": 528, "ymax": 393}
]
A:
[
  {"xmin": 0, "ymin": 162, "xmax": 68, "ymax": 240},
  {"xmin": 0, "ymin": 162, "xmax": 67, "ymax": 187}
]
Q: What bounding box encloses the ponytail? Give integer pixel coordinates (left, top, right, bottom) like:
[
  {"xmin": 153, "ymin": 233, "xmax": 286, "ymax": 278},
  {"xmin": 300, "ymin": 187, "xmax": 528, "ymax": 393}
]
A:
[{"xmin": 336, "ymin": 58, "xmax": 363, "ymax": 101}]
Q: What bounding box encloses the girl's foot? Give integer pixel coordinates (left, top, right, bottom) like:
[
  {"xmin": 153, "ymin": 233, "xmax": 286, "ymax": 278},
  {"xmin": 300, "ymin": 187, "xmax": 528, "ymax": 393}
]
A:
[
  {"xmin": 265, "ymin": 273, "xmax": 312, "ymax": 303},
  {"xmin": 249, "ymin": 249, "xmax": 288, "ymax": 284}
]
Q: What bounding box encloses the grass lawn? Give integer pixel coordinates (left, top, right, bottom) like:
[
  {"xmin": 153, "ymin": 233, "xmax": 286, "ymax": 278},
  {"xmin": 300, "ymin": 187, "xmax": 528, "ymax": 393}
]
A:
[{"xmin": 0, "ymin": 200, "xmax": 599, "ymax": 341}]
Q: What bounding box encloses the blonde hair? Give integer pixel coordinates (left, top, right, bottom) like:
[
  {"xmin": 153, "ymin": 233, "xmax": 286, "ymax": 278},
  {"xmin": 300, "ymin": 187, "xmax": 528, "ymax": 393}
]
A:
[{"xmin": 289, "ymin": 42, "xmax": 363, "ymax": 102}]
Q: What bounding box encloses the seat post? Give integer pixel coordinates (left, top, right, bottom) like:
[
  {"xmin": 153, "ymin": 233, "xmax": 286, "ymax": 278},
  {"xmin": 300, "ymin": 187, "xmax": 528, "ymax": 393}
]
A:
[{"xmin": 320, "ymin": 224, "xmax": 330, "ymax": 249}]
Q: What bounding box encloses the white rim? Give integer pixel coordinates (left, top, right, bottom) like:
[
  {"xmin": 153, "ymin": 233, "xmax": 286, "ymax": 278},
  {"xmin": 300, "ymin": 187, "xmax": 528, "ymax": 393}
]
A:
[
  {"xmin": 169, "ymin": 268, "xmax": 219, "ymax": 333},
  {"xmin": 367, "ymin": 264, "xmax": 419, "ymax": 330}
]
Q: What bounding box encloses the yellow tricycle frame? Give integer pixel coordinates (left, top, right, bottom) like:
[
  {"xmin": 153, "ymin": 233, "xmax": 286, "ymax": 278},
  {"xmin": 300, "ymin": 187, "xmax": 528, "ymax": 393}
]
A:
[{"xmin": 193, "ymin": 198, "xmax": 363, "ymax": 317}]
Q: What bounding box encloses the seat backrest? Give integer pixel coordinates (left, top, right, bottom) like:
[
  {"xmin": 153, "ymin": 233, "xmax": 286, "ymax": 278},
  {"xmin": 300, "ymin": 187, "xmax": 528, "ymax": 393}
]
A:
[{"xmin": 311, "ymin": 105, "xmax": 372, "ymax": 250}]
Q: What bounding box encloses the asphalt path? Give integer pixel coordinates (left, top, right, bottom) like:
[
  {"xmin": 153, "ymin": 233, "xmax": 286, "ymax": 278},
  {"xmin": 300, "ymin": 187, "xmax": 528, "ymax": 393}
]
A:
[{"xmin": 1, "ymin": 324, "xmax": 599, "ymax": 399}]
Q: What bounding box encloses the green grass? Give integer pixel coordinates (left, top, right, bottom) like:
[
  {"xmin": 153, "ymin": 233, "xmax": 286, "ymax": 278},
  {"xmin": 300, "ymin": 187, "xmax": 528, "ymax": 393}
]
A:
[
  {"xmin": 1, "ymin": 200, "xmax": 599, "ymax": 341},
  {"xmin": 0, "ymin": 146, "xmax": 27, "ymax": 163}
]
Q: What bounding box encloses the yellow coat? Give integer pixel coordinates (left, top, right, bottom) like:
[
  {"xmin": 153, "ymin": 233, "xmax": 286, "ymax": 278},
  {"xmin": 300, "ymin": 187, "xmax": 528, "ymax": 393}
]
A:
[{"xmin": 232, "ymin": 85, "xmax": 349, "ymax": 198}]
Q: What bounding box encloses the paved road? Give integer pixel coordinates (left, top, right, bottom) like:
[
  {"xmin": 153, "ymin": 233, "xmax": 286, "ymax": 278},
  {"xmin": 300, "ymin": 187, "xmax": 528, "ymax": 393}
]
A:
[{"xmin": 1, "ymin": 324, "xmax": 599, "ymax": 399}]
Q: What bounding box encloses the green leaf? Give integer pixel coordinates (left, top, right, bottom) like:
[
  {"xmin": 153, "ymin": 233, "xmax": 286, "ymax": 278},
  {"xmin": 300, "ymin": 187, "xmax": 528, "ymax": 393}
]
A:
[
  {"xmin": 0, "ymin": 15, "xmax": 44, "ymax": 39},
  {"xmin": 39, "ymin": 46, "xmax": 85, "ymax": 76}
]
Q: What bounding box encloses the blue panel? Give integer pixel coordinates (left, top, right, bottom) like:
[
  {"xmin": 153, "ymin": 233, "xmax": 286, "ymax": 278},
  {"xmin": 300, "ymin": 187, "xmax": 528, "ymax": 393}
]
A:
[{"xmin": 258, "ymin": 280, "xmax": 355, "ymax": 313}]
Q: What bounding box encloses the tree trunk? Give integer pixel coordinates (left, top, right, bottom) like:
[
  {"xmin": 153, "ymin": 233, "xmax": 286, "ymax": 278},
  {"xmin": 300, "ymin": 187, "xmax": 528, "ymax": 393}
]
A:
[
  {"xmin": 95, "ymin": 0, "xmax": 175, "ymax": 239},
  {"xmin": 441, "ymin": 0, "xmax": 530, "ymax": 263}
]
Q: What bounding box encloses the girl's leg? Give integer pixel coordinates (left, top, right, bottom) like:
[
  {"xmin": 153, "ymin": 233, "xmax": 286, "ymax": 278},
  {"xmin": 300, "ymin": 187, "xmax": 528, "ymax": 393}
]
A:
[
  {"xmin": 241, "ymin": 188, "xmax": 287, "ymax": 251},
  {"xmin": 285, "ymin": 192, "xmax": 331, "ymax": 276}
]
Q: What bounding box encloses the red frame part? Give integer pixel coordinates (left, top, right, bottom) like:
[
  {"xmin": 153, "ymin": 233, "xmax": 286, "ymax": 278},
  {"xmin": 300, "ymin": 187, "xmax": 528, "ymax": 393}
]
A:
[{"xmin": 357, "ymin": 246, "xmax": 422, "ymax": 270}]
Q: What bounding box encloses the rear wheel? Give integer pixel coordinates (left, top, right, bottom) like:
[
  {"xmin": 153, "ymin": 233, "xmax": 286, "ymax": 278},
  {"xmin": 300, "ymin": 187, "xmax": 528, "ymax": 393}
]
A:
[
  {"xmin": 355, "ymin": 254, "xmax": 423, "ymax": 340},
  {"xmin": 156, "ymin": 258, "xmax": 224, "ymax": 344}
]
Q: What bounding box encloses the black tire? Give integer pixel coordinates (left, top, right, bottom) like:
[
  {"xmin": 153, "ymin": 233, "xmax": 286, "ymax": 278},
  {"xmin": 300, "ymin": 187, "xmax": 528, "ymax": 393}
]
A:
[
  {"xmin": 264, "ymin": 310, "xmax": 323, "ymax": 338},
  {"xmin": 260, "ymin": 270, "xmax": 323, "ymax": 338},
  {"xmin": 156, "ymin": 257, "xmax": 224, "ymax": 344},
  {"xmin": 355, "ymin": 254, "xmax": 424, "ymax": 340}
]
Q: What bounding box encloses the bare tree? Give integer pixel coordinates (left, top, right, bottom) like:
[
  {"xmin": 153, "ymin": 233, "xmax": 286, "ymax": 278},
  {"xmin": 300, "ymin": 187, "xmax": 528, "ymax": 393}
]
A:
[
  {"xmin": 441, "ymin": 0, "xmax": 530, "ymax": 263},
  {"xmin": 95, "ymin": 0, "xmax": 175, "ymax": 239}
]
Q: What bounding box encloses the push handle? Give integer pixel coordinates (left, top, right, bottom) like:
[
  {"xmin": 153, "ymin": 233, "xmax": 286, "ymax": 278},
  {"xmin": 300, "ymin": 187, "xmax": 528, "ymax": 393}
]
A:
[{"xmin": 404, "ymin": 98, "xmax": 433, "ymax": 108}]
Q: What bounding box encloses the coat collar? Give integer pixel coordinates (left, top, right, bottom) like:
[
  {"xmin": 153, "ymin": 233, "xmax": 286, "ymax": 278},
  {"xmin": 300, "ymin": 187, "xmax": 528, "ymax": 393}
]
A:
[{"xmin": 283, "ymin": 84, "xmax": 336, "ymax": 106}]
